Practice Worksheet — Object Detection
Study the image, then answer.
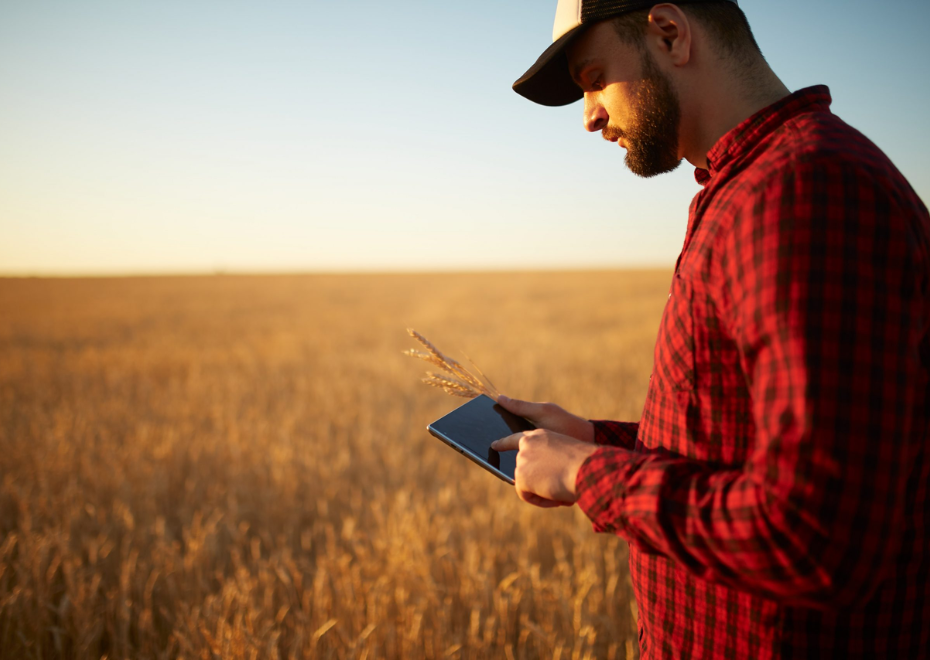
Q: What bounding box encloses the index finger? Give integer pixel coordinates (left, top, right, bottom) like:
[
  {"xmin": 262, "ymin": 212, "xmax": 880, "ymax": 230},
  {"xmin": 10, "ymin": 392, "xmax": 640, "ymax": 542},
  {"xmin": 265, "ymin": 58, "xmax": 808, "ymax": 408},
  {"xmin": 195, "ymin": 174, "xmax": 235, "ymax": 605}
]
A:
[{"xmin": 490, "ymin": 432, "xmax": 523, "ymax": 452}]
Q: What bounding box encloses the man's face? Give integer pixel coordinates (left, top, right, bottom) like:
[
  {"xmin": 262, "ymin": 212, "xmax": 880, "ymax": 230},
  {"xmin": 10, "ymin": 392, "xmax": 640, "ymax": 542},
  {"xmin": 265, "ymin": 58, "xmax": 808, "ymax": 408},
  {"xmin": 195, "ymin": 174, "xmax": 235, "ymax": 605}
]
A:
[{"xmin": 566, "ymin": 21, "xmax": 682, "ymax": 178}]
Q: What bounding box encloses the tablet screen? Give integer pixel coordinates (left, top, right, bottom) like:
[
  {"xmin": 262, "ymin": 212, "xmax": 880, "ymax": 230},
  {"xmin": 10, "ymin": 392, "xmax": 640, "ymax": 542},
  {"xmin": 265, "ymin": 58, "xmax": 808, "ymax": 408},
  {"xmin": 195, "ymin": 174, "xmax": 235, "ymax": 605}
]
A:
[{"xmin": 427, "ymin": 394, "xmax": 535, "ymax": 483}]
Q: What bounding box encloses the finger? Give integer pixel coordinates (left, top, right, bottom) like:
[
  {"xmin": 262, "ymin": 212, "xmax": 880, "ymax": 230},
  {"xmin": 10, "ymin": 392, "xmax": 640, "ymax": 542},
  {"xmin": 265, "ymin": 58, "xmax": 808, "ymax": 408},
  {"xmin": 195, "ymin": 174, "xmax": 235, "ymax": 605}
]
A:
[
  {"xmin": 497, "ymin": 395, "xmax": 542, "ymax": 419},
  {"xmin": 490, "ymin": 433, "xmax": 523, "ymax": 452},
  {"xmin": 520, "ymin": 490, "xmax": 570, "ymax": 508},
  {"xmin": 516, "ymin": 488, "xmax": 556, "ymax": 508}
]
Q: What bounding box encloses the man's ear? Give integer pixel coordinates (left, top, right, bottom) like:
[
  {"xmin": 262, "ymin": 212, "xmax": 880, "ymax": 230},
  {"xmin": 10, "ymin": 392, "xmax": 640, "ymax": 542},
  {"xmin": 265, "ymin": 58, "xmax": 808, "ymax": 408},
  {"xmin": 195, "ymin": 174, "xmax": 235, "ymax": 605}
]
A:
[{"xmin": 646, "ymin": 4, "xmax": 692, "ymax": 66}]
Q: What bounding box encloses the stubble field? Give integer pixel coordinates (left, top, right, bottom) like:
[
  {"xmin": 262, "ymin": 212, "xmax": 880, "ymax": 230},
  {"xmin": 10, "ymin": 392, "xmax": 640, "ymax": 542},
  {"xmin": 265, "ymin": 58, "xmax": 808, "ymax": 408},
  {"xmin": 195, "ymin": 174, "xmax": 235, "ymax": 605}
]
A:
[{"xmin": 0, "ymin": 271, "xmax": 671, "ymax": 659}]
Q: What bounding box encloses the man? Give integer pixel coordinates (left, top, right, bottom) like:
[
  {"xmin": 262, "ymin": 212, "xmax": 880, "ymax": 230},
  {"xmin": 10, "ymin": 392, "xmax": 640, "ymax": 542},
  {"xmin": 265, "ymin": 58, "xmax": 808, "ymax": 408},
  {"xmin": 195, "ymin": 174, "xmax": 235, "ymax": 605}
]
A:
[{"xmin": 490, "ymin": 0, "xmax": 930, "ymax": 657}]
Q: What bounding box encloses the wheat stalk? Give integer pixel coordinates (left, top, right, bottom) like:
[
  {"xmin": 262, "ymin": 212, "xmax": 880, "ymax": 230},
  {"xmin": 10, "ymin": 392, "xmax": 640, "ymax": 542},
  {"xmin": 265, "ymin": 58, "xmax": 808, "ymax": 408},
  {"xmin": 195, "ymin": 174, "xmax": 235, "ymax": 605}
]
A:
[
  {"xmin": 404, "ymin": 329, "xmax": 500, "ymax": 400},
  {"xmin": 461, "ymin": 351, "xmax": 501, "ymax": 399},
  {"xmin": 422, "ymin": 376, "xmax": 476, "ymax": 398}
]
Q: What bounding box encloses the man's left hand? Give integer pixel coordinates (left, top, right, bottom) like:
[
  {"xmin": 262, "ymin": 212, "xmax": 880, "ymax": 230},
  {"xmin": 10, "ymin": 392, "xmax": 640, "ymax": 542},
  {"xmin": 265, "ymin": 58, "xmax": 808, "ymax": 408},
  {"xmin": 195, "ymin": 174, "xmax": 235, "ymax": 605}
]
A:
[{"xmin": 491, "ymin": 429, "xmax": 600, "ymax": 508}]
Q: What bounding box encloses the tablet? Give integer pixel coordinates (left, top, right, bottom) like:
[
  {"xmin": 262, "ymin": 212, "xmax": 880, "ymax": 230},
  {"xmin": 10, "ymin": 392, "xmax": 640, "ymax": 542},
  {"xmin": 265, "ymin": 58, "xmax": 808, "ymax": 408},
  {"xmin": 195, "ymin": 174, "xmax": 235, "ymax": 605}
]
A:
[{"xmin": 427, "ymin": 394, "xmax": 535, "ymax": 484}]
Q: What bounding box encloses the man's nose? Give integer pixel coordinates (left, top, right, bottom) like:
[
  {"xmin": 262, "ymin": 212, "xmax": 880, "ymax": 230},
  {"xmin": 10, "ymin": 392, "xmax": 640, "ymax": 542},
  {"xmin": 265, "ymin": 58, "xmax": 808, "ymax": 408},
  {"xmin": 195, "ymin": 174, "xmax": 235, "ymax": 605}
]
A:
[{"xmin": 583, "ymin": 93, "xmax": 608, "ymax": 133}]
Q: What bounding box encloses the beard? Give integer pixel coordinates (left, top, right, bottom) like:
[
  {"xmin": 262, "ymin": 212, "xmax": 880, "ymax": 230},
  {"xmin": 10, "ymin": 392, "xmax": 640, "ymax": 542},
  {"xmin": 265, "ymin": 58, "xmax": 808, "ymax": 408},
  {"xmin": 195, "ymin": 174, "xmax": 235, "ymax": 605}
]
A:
[{"xmin": 602, "ymin": 49, "xmax": 683, "ymax": 178}]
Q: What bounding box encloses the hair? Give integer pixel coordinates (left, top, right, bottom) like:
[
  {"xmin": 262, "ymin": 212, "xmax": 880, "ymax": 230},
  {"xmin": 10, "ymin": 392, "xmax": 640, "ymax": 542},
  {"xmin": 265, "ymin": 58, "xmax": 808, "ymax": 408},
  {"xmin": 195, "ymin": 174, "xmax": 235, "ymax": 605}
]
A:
[{"xmin": 611, "ymin": 1, "xmax": 763, "ymax": 64}]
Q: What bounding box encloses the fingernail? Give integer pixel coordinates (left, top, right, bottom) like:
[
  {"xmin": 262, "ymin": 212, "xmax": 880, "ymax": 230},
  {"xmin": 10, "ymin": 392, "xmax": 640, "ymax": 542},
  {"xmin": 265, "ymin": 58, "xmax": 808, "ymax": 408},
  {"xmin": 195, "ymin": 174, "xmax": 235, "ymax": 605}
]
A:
[
  {"xmin": 490, "ymin": 441, "xmax": 498, "ymax": 449},
  {"xmin": 498, "ymin": 395, "xmax": 509, "ymax": 403}
]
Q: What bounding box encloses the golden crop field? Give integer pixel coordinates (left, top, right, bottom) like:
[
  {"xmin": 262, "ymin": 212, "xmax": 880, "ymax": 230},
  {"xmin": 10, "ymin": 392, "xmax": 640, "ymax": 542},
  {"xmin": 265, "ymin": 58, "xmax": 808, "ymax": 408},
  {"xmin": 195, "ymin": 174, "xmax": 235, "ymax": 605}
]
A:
[{"xmin": 0, "ymin": 271, "xmax": 671, "ymax": 660}]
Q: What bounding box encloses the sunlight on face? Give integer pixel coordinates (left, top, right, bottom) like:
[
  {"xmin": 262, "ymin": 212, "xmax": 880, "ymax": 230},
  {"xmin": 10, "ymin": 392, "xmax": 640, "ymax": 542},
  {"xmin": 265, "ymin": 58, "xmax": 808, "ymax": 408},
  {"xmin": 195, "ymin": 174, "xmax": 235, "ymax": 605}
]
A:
[{"xmin": 568, "ymin": 21, "xmax": 683, "ymax": 178}]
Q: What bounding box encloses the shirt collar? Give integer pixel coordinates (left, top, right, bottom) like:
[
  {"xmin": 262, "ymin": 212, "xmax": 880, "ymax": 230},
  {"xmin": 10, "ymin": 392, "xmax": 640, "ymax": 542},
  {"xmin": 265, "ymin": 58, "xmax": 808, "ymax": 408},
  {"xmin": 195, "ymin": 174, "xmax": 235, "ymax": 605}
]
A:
[{"xmin": 693, "ymin": 85, "xmax": 833, "ymax": 185}]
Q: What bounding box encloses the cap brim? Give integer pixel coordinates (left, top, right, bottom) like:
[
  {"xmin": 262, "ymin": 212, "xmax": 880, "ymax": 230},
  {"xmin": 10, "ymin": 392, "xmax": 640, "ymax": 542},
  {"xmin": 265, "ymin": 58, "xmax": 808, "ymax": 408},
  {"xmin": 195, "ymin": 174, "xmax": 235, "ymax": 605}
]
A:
[{"xmin": 512, "ymin": 25, "xmax": 585, "ymax": 107}]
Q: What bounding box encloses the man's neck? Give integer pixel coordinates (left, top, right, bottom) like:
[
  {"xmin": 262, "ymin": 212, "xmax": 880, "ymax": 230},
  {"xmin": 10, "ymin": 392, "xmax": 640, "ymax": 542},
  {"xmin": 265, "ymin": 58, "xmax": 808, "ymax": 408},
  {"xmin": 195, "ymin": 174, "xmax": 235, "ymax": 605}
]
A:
[{"xmin": 680, "ymin": 65, "xmax": 791, "ymax": 170}]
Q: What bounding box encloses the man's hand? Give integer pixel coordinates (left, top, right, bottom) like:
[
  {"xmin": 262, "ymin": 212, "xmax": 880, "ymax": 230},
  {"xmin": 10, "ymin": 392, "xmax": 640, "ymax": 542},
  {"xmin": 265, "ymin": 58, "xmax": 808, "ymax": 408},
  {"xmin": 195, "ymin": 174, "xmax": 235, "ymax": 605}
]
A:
[
  {"xmin": 496, "ymin": 395, "xmax": 595, "ymax": 444},
  {"xmin": 491, "ymin": 429, "xmax": 600, "ymax": 508}
]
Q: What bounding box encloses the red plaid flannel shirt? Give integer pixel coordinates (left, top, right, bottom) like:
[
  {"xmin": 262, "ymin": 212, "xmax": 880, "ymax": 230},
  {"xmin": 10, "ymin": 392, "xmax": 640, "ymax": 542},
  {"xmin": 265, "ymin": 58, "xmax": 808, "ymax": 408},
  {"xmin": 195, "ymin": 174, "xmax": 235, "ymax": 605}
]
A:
[{"xmin": 575, "ymin": 86, "xmax": 930, "ymax": 659}]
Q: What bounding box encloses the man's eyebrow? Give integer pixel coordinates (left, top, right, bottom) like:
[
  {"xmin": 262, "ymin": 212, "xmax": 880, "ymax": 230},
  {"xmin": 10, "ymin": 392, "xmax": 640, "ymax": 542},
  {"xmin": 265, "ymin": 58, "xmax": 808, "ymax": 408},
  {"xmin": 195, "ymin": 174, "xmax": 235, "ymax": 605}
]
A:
[{"xmin": 569, "ymin": 58, "xmax": 596, "ymax": 86}]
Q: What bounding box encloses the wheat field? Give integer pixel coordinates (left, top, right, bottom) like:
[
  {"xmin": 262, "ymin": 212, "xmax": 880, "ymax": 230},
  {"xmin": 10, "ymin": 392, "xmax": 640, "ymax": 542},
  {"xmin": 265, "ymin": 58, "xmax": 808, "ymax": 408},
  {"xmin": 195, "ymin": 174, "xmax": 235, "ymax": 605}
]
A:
[{"xmin": 0, "ymin": 271, "xmax": 671, "ymax": 660}]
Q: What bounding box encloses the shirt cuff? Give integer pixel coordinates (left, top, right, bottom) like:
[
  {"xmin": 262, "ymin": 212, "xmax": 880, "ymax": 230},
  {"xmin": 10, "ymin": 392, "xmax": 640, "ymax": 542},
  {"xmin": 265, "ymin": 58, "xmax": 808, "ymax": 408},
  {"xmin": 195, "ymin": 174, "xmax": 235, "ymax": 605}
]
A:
[
  {"xmin": 575, "ymin": 445, "xmax": 635, "ymax": 534},
  {"xmin": 590, "ymin": 420, "xmax": 639, "ymax": 450}
]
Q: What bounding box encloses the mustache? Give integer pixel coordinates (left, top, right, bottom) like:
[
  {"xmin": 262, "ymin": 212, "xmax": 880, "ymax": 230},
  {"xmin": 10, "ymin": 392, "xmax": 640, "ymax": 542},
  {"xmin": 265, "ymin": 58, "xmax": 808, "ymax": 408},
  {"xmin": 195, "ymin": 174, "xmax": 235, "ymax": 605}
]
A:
[{"xmin": 601, "ymin": 125, "xmax": 627, "ymax": 141}]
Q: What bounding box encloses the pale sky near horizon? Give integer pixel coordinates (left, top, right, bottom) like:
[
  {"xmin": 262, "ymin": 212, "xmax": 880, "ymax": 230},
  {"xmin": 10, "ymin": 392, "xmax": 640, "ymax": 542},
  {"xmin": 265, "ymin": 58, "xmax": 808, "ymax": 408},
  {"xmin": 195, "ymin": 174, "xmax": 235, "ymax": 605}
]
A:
[{"xmin": 1, "ymin": 0, "xmax": 928, "ymax": 275}]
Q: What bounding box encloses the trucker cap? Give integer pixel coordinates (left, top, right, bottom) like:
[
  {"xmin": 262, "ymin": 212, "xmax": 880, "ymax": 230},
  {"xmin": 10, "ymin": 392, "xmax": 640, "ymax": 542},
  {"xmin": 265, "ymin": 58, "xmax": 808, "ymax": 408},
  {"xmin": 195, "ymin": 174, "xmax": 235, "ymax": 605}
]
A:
[{"xmin": 513, "ymin": 0, "xmax": 739, "ymax": 106}]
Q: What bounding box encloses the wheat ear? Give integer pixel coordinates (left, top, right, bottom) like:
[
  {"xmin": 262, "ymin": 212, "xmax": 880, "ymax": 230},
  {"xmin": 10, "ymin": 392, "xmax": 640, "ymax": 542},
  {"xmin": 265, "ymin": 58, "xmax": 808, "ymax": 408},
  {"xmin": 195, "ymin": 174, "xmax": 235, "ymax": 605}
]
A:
[
  {"xmin": 407, "ymin": 330, "xmax": 483, "ymax": 389},
  {"xmin": 404, "ymin": 329, "xmax": 498, "ymax": 401},
  {"xmin": 401, "ymin": 349, "xmax": 454, "ymax": 374},
  {"xmin": 421, "ymin": 373, "xmax": 477, "ymax": 399}
]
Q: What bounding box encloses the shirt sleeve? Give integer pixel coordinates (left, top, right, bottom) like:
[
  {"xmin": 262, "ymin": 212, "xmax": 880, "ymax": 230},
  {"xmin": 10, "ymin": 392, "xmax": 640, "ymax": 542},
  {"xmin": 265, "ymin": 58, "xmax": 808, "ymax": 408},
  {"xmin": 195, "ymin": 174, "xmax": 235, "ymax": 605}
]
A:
[
  {"xmin": 590, "ymin": 420, "xmax": 639, "ymax": 450},
  {"xmin": 575, "ymin": 159, "xmax": 929, "ymax": 608}
]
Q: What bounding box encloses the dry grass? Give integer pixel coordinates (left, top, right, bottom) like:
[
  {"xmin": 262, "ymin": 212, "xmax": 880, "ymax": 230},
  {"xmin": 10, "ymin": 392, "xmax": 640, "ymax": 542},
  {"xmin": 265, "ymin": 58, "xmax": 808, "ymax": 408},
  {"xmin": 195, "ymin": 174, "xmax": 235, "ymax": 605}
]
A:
[{"xmin": 0, "ymin": 271, "xmax": 671, "ymax": 659}]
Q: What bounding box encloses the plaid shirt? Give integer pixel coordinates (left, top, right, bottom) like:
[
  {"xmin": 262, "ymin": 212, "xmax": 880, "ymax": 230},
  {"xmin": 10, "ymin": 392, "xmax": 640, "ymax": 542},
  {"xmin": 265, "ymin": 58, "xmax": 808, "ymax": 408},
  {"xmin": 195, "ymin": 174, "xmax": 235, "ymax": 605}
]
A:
[{"xmin": 575, "ymin": 86, "xmax": 930, "ymax": 659}]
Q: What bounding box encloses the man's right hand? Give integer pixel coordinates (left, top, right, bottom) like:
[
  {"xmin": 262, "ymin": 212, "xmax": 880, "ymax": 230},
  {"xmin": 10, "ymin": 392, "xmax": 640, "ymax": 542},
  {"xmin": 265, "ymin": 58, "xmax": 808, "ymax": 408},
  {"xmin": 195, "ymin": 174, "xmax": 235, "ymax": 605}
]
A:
[{"xmin": 496, "ymin": 395, "xmax": 595, "ymax": 444}]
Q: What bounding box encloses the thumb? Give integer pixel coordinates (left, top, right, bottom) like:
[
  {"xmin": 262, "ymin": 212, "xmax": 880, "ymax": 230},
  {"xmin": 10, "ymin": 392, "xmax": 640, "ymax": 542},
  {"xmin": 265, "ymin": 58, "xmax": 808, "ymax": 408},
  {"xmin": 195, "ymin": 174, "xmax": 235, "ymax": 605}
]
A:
[{"xmin": 497, "ymin": 394, "xmax": 538, "ymax": 418}]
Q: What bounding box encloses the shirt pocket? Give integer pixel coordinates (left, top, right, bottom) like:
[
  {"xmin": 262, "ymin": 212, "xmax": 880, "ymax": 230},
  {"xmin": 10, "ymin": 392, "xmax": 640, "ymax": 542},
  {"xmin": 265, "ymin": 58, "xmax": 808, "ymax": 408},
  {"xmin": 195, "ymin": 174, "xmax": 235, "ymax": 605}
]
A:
[{"xmin": 652, "ymin": 274, "xmax": 695, "ymax": 391}]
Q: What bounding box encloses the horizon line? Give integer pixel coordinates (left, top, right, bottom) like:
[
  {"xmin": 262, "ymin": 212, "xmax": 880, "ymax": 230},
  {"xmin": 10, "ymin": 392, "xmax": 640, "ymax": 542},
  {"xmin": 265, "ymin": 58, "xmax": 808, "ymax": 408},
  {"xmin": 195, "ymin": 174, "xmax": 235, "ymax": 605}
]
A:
[{"xmin": 0, "ymin": 264, "xmax": 676, "ymax": 279}]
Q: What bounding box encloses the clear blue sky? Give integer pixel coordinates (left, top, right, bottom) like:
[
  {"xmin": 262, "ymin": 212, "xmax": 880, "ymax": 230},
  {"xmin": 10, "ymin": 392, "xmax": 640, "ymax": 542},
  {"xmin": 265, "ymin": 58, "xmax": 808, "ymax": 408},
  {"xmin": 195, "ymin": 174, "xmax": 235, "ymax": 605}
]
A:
[{"xmin": 1, "ymin": 0, "xmax": 928, "ymax": 274}]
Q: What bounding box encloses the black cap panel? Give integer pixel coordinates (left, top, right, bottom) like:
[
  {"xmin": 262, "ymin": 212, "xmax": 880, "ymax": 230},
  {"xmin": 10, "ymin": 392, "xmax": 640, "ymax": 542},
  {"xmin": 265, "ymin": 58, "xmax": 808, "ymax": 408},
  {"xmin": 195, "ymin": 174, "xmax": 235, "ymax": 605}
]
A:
[
  {"xmin": 582, "ymin": 0, "xmax": 687, "ymax": 22},
  {"xmin": 513, "ymin": 0, "xmax": 739, "ymax": 107}
]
